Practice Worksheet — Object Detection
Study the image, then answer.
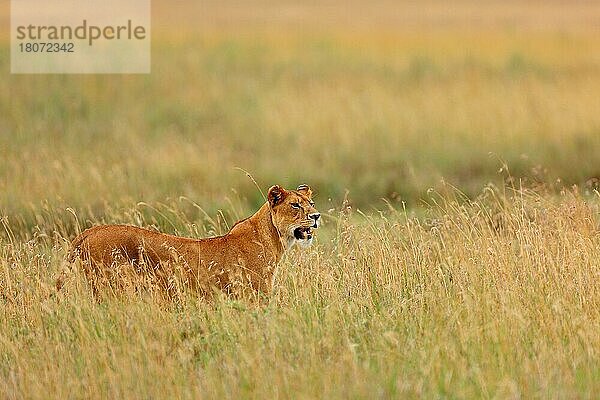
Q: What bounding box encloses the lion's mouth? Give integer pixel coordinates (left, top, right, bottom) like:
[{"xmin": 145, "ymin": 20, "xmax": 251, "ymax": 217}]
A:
[{"xmin": 293, "ymin": 226, "xmax": 313, "ymax": 240}]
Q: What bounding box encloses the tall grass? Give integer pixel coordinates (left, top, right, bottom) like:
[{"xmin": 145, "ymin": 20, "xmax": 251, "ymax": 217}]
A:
[{"xmin": 1, "ymin": 185, "xmax": 599, "ymax": 398}]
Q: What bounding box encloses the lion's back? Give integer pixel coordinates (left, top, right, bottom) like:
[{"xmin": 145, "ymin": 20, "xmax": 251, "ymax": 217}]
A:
[{"xmin": 69, "ymin": 225, "xmax": 159, "ymax": 265}]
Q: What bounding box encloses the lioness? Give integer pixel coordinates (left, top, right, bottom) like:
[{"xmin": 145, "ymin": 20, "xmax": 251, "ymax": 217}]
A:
[{"xmin": 57, "ymin": 184, "xmax": 320, "ymax": 298}]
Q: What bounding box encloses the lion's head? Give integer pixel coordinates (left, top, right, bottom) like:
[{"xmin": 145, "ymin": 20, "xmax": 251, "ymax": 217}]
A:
[{"xmin": 268, "ymin": 184, "xmax": 320, "ymax": 248}]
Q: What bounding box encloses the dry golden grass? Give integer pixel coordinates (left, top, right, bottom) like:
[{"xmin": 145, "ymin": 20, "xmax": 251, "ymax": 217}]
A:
[
  {"xmin": 1, "ymin": 1, "xmax": 600, "ymax": 398},
  {"xmin": 1, "ymin": 185, "xmax": 599, "ymax": 398}
]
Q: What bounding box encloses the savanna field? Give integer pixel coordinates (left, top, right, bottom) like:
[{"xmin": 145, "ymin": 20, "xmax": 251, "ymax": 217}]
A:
[{"xmin": 1, "ymin": 1, "xmax": 600, "ymax": 398}]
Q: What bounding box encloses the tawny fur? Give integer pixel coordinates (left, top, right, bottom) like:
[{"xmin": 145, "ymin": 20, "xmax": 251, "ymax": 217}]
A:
[{"xmin": 57, "ymin": 185, "xmax": 319, "ymax": 298}]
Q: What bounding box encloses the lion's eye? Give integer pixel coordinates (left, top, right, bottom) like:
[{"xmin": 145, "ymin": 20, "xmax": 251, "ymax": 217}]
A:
[
  {"xmin": 309, "ymin": 201, "xmax": 315, "ymax": 206},
  {"xmin": 291, "ymin": 202, "xmax": 301, "ymax": 209}
]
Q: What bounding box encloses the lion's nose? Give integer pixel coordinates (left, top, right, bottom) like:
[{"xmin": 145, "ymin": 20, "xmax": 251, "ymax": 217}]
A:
[{"xmin": 309, "ymin": 213, "xmax": 320, "ymax": 221}]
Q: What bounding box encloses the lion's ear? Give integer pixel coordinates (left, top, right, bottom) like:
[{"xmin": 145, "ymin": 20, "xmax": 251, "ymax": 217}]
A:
[
  {"xmin": 268, "ymin": 185, "xmax": 287, "ymax": 206},
  {"xmin": 297, "ymin": 184, "xmax": 312, "ymax": 197}
]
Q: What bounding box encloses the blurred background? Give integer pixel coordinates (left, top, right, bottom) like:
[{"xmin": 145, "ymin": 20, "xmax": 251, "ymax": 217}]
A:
[{"xmin": 2, "ymin": 0, "xmax": 600, "ymax": 221}]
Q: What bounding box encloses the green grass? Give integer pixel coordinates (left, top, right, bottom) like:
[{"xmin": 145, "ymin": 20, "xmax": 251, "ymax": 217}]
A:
[{"xmin": 2, "ymin": 30, "xmax": 600, "ymax": 217}]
